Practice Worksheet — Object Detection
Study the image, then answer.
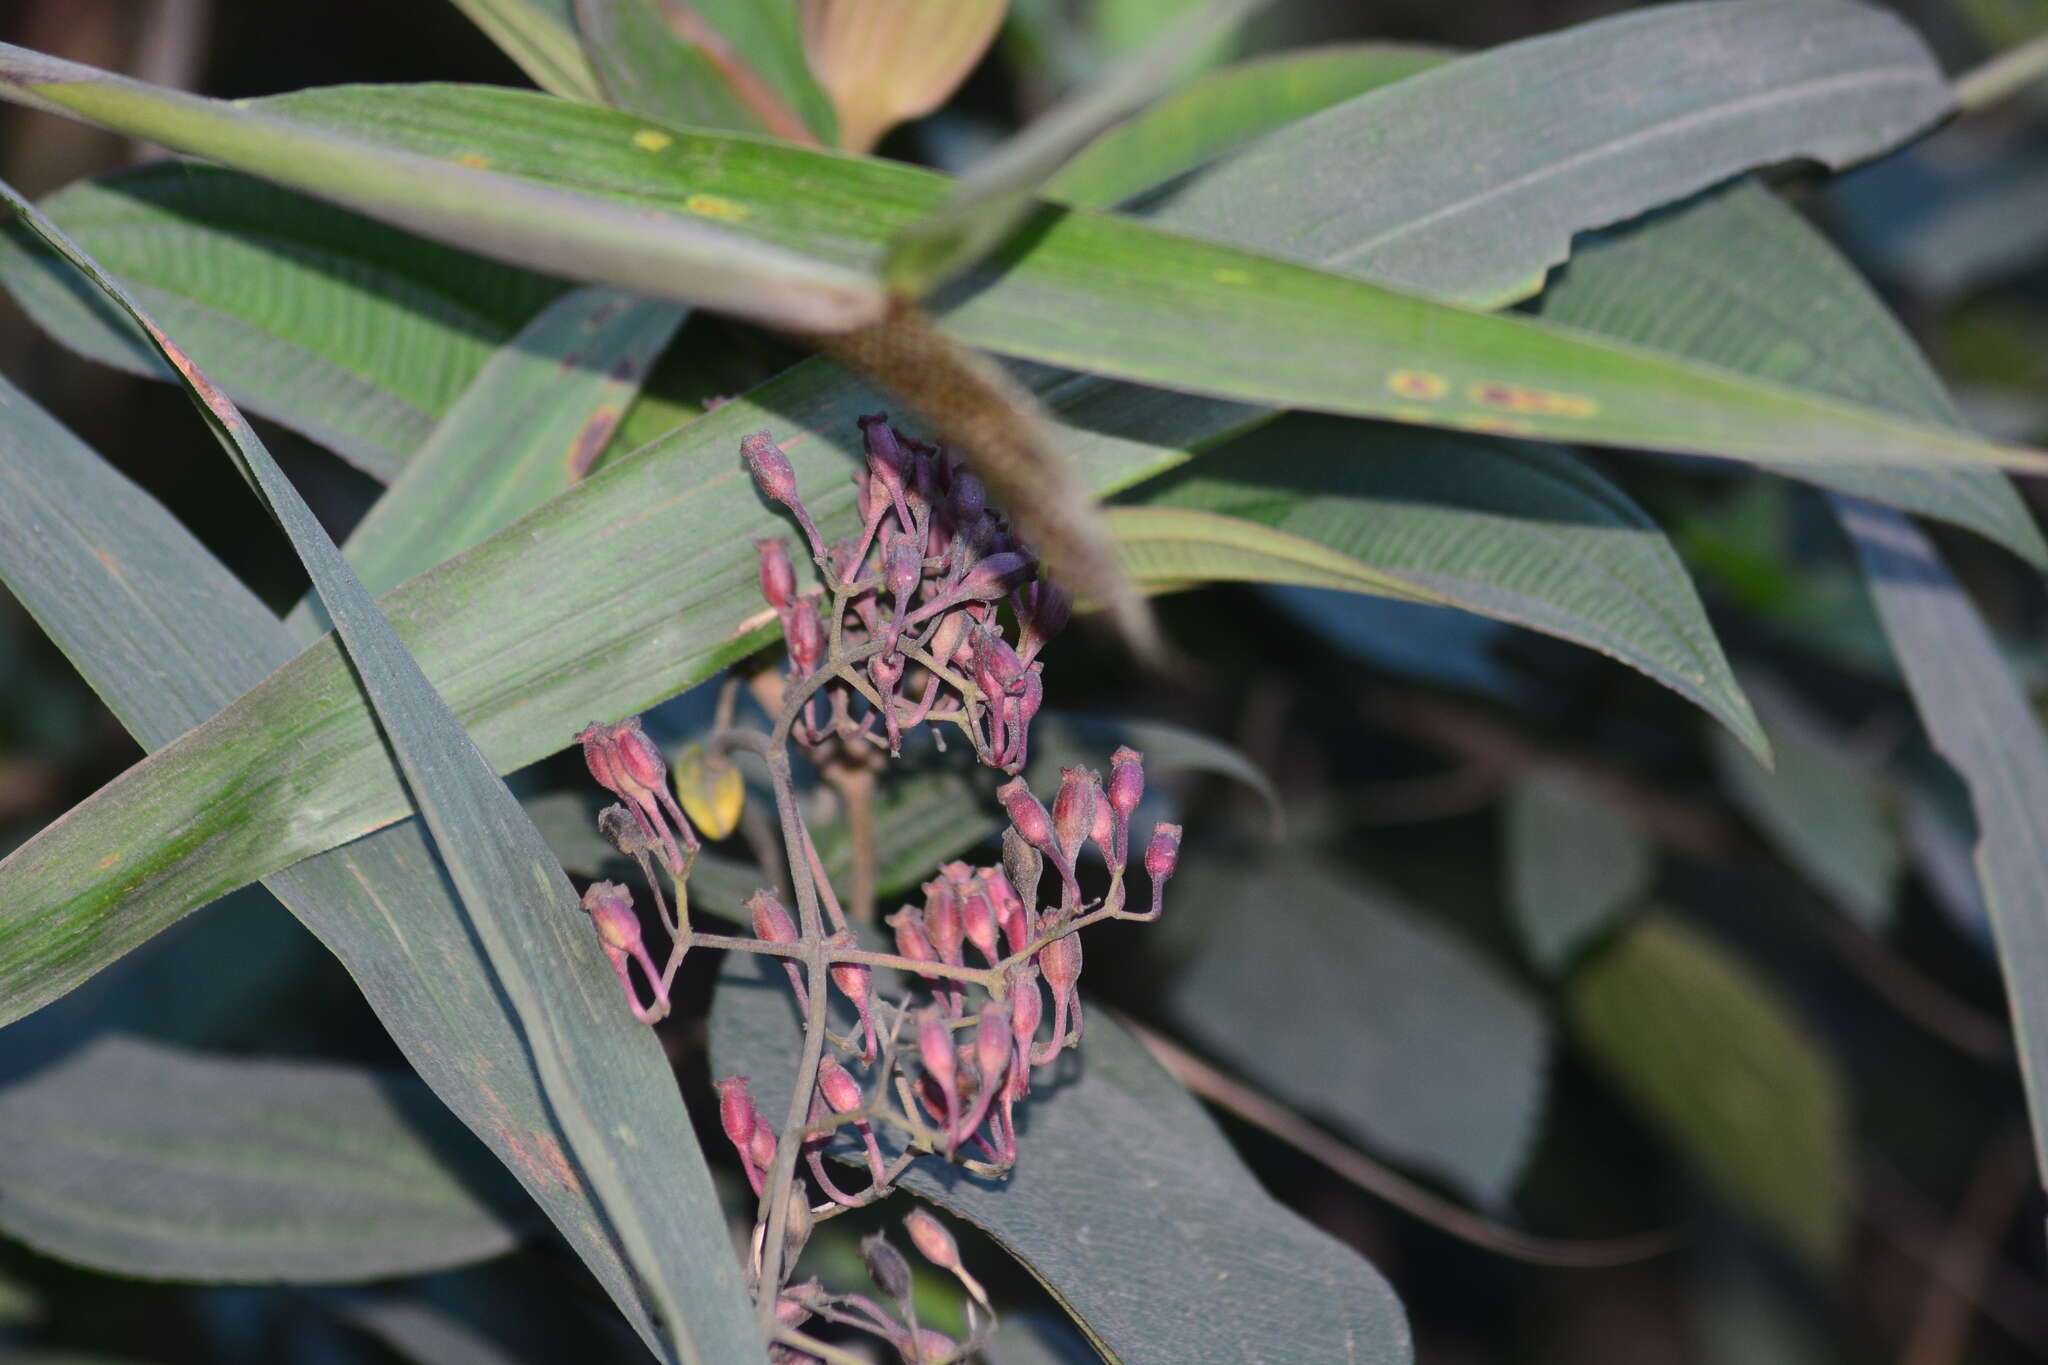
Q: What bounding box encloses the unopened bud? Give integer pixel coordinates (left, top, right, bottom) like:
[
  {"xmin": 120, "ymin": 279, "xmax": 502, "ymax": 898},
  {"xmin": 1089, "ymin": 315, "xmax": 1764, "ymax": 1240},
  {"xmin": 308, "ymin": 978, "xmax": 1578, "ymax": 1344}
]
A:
[
  {"xmin": 715, "ymin": 1075, "xmax": 757, "ymax": 1154},
  {"xmin": 908, "ymin": 1329, "xmax": 959, "ymax": 1363},
  {"xmin": 956, "ymin": 551, "xmax": 1029, "ymax": 602},
  {"xmin": 749, "ymin": 889, "xmax": 798, "ymax": 943},
  {"xmin": 961, "ymin": 878, "xmax": 1000, "ymax": 964},
  {"xmin": 862, "ymin": 1232, "xmax": 914, "ymax": 1303},
  {"xmin": 918, "ymin": 1007, "xmax": 955, "ymax": 1095},
  {"xmin": 1051, "ymin": 767, "xmax": 1099, "ymax": 866},
  {"xmin": 998, "ymin": 778, "xmax": 1054, "ymax": 852},
  {"xmin": 904, "ymin": 1207, "xmax": 959, "ymax": 1271},
  {"xmin": 756, "ymin": 536, "xmax": 796, "ymax": 610},
  {"xmin": 884, "ymin": 537, "xmax": 922, "ymax": 604},
  {"xmin": 1146, "ymin": 823, "xmax": 1182, "ymax": 885},
  {"xmin": 922, "ymin": 877, "xmax": 964, "ymax": 964},
  {"xmin": 1018, "ymin": 579, "xmax": 1071, "ymax": 661},
  {"xmin": 858, "ymin": 412, "xmax": 908, "ymax": 484},
  {"xmin": 1039, "ymin": 930, "xmax": 1082, "ymax": 997},
  {"xmin": 979, "ymin": 866, "xmax": 1031, "ymax": 954},
  {"xmin": 582, "ymin": 881, "xmax": 641, "ymax": 955},
  {"xmin": 786, "ymin": 600, "xmax": 824, "ymax": 675},
  {"xmin": 742, "ymin": 432, "xmax": 801, "ymax": 507},
  {"xmin": 1010, "ymin": 974, "xmax": 1042, "ymax": 1049},
  {"xmin": 747, "ymin": 1120, "xmax": 777, "ymax": 1175},
  {"xmin": 597, "ymin": 803, "xmax": 646, "ymax": 857},
  {"xmin": 1001, "ymin": 828, "xmax": 1042, "ymax": 915},
  {"xmin": 577, "ymin": 721, "xmax": 621, "ymax": 792},
  {"xmin": 1108, "ymin": 746, "xmax": 1144, "ymax": 819},
  {"xmin": 888, "ymin": 906, "xmax": 937, "ymax": 968},
  {"xmin": 817, "ymin": 1055, "xmax": 863, "ymax": 1114},
  {"xmin": 610, "ymin": 717, "xmax": 668, "ymax": 794},
  {"xmin": 975, "ymin": 1003, "xmax": 1009, "ymax": 1092}
]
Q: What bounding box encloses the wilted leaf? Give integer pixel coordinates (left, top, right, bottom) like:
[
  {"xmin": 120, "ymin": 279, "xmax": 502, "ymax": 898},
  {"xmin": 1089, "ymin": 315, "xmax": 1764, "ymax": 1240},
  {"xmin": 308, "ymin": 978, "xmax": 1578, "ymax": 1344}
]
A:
[{"xmin": 800, "ymin": 0, "xmax": 1007, "ymax": 152}]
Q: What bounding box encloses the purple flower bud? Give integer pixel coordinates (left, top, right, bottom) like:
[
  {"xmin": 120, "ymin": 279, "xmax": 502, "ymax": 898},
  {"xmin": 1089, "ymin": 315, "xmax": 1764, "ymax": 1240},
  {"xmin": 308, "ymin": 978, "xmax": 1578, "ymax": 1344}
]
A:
[
  {"xmin": 1108, "ymin": 746, "xmax": 1144, "ymax": 820},
  {"xmin": 741, "ymin": 431, "xmax": 801, "ymax": 507},
  {"xmin": 1051, "ymin": 767, "xmax": 1098, "ymax": 867},
  {"xmin": 817, "ymin": 1056, "xmax": 863, "ymax": 1115},
  {"xmin": 1143, "ymin": 822, "xmax": 1182, "ymax": 920},
  {"xmin": 756, "ymin": 537, "xmax": 795, "ymax": 610},
  {"xmin": 884, "ymin": 536, "xmax": 922, "ymax": 605},
  {"xmin": 861, "ymin": 1233, "xmax": 914, "ymax": 1303},
  {"xmin": 858, "ymin": 412, "xmax": 908, "ymax": 483},
  {"xmin": 785, "ymin": 600, "xmax": 824, "ymax": 675},
  {"xmin": 956, "ymin": 551, "xmax": 1030, "ymax": 602},
  {"xmin": 946, "ymin": 470, "xmax": 986, "ymax": 526},
  {"xmin": 1018, "ymin": 579, "xmax": 1071, "ymax": 662},
  {"xmin": 998, "ymin": 778, "xmax": 1053, "ymax": 852},
  {"xmin": 749, "ymin": 889, "xmax": 798, "ymax": 944}
]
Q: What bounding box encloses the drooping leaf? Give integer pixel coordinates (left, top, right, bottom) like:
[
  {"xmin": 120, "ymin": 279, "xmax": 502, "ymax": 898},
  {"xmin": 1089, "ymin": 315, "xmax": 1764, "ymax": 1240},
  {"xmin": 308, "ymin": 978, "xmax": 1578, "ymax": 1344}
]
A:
[
  {"xmin": 0, "ymin": 183, "xmax": 764, "ymax": 1364},
  {"xmin": 1149, "ymin": 0, "xmax": 1950, "ymax": 308},
  {"xmin": 1831, "ymin": 497, "xmax": 2048, "ymax": 1193},
  {"xmin": 445, "ymin": 0, "xmax": 604, "ymax": 102},
  {"xmin": 0, "ymin": 44, "xmax": 881, "ymax": 333},
  {"xmin": 798, "ymin": 0, "xmax": 1007, "ymax": 153},
  {"xmin": 0, "ymin": 166, "xmax": 570, "ymax": 481},
  {"xmin": 572, "ymin": 0, "xmax": 836, "ymax": 144},
  {"xmin": 1709, "ymin": 674, "xmax": 1900, "ymax": 930},
  {"xmin": 1121, "ymin": 416, "xmax": 1766, "ymax": 756},
  {"xmin": 1535, "ymin": 178, "xmax": 2047, "ymax": 565},
  {"xmin": 1504, "ymin": 771, "xmax": 1653, "ymax": 976},
  {"xmin": 0, "ymin": 1037, "xmax": 525, "ymax": 1283},
  {"xmin": 0, "ymin": 369, "xmax": 676, "ymax": 1349},
  {"xmin": 1162, "ymin": 856, "xmax": 1550, "ymax": 1207},
  {"xmin": 1569, "ymin": 915, "xmax": 1849, "ymax": 1268},
  {"xmin": 883, "ymin": 0, "xmax": 1270, "ymax": 296},
  {"xmin": 287, "ymin": 285, "xmax": 684, "ymax": 632},
  {"xmin": 1046, "ymin": 41, "xmax": 1451, "ymax": 210},
  {"xmin": 711, "ymin": 951, "xmax": 1414, "ymax": 1365},
  {"xmin": 4, "ymin": 64, "xmax": 2037, "ymax": 479}
]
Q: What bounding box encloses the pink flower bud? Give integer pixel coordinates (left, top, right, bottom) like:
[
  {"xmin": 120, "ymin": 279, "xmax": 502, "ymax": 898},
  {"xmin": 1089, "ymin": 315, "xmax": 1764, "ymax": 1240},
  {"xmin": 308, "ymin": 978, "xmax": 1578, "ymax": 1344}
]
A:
[
  {"xmin": 998, "ymin": 778, "xmax": 1053, "ymax": 852},
  {"xmin": 830, "ymin": 956, "xmax": 880, "ymax": 1062},
  {"xmin": 1143, "ymin": 822, "xmax": 1182, "ymax": 920},
  {"xmin": 785, "ymin": 600, "xmax": 824, "ymax": 675},
  {"xmin": 715, "ymin": 1075, "xmax": 757, "ymax": 1154},
  {"xmin": 904, "ymin": 1207, "xmax": 959, "ymax": 1271},
  {"xmin": 887, "ymin": 906, "xmax": 937, "ymax": 970},
  {"xmin": 747, "ymin": 1119, "xmax": 777, "ymax": 1175},
  {"xmin": 1039, "ymin": 930, "xmax": 1082, "ymax": 998},
  {"xmin": 576, "ymin": 722, "xmax": 621, "ymax": 792},
  {"xmin": 1051, "ymin": 767, "xmax": 1098, "ymax": 866},
  {"xmin": 610, "ymin": 716, "xmax": 667, "ymax": 794},
  {"xmin": 741, "ymin": 431, "xmax": 801, "ymax": 507},
  {"xmin": 960, "ymin": 878, "xmax": 1000, "ymax": 965},
  {"xmin": 1010, "ymin": 975, "xmax": 1043, "ymax": 1093},
  {"xmin": 922, "ymin": 876, "xmax": 964, "ymax": 965},
  {"xmin": 749, "ymin": 889, "xmax": 798, "ymax": 943},
  {"xmin": 909, "ymin": 1329, "xmax": 959, "ymax": 1364},
  {"xmin": 974, "ymin": 1003, "xmax": 1009, "ymax": 1094},
  {"xmin": 581, "ymin": 880, "xmax": 641, "ymax": 956},
  {"xmin": 816, "ymin": 1055, "xmax": 863, "ymax": 1115},
  {"xmin": 979, "ymin": 866, "xmax": 1031, "ymax": 955},
  {"xmin": 1108, "ymin": 746, "xmax": 1144, "ymax": 820},
  {"xmin": 755, "ymin": 537, "xmax": 795, "ymax": 610},
  {"xmin": 917, "ymin": 1007, "xmax": 958, "ymax": 1141}
]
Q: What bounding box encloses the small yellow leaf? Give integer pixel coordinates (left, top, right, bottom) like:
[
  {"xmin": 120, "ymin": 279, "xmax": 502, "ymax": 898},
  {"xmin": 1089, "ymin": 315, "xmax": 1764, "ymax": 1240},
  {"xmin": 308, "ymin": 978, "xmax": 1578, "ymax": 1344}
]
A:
[
  {"xmin": 673, "ymin": 743, "xmax": 744, "ymax": 841},
  {"xmin": 800, "ymin": 0, "xmax": 1007, "ymax": 152}
]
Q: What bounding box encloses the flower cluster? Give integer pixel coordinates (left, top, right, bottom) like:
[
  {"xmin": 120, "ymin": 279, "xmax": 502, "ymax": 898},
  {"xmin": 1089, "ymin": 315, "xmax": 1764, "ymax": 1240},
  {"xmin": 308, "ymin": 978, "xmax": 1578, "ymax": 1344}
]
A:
[{"xmin": 744, "ymin": 416, "xmax": 1068, "ymax": 771}]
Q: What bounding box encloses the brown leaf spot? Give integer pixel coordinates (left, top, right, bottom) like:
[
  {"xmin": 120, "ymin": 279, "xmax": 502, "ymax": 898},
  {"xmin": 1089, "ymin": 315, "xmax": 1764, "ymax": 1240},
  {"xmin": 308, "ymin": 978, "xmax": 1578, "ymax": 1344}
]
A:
[{"xmin": 567, "ymin": 406, "xmax": 623, "ymax": 481}]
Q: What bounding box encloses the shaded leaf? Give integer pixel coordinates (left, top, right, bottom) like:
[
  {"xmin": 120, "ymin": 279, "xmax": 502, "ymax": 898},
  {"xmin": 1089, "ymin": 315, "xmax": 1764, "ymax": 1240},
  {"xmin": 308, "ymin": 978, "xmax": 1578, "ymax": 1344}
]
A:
[
  {"xmin": 799, "ymin": 0, "xmax": 1007, "ymax": 153},
  {"xmin": 884, "ymin": 0, "xmax": 1269, "ymax": 296},
  {"xmin": 711, "ymin": 951, "xmax": 1413, "ymax": 1364},
  {"xmin": 327, "ymin": 1293, "xmax": 526, "ymax": 1365},
  {"xmin": 1122, "ymin": 416, "xmax": 1766, "ymax": 757},
  {"xmin": 1569, "ymin": 915, "xmax": 1849, "ymax": 1268},
  {"xmin": 288, "ymin": 285, "xmax": 684, "ymax": 631},
  {"xmin": 1151, "ymin": 0, "xmax": 1950, "ymax": 308},
  {"xmin": 0, "ymin": 368, "xmax": 676, "ymax": 1348},
  {"xmin": 0, "ymin": 1037, "xmax": 524, "ymax": 1283},
  {"xmin": 0, "ymin": 183, "xmax": 763, "ymax": 1363},
  {"xmin": 0, "ymin": 43, "xmax": 881, "ymax": 332},
  {"xmin": 1047, "ymin": 41, "xmax": 1451, "ymax": 210},
  {"xmin": 1505, "ymin": 771, "xmax": 1653, "ymax": 975},
  {"xmin": 1162, "ymin": 856, "xmax": 1550, "ymax": 1207},
  {"xmin": 573, "ymin": 0, "xmax": 835, "ymax": 144},
  {"xmin": 1709, "ymin": 674, "xmax": 1900, "ymax": 929},
  {"xmin": 446, "ymin": 0, "xmax": 604, "ymax": 102},
  {"xmin": 1832, "ymin": 497, "xmax": 2048, "ymax": 1194},
  {"xmin": 0, "ymin": 166, "xmax": 569, "ymax": 481}
]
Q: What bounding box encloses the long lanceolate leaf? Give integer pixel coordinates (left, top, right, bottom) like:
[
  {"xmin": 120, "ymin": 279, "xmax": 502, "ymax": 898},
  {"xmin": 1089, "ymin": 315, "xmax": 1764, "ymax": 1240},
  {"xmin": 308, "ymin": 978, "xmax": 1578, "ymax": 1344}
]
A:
[
  {"xmin": 0, "ymin": 44, "xmax": 879, "ymax": 333},
  {"xmin": 1, "ymin": 43, "xmax": 2044, "ymax": 478},
  {"xmin": 0, "ymin": 185, "xmax": 764, "ymax": 1365}
]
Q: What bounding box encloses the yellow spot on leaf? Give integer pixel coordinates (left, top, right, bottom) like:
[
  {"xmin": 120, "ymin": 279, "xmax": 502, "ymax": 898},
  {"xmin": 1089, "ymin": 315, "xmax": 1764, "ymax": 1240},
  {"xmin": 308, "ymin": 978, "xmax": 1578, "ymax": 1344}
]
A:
[
  {"xmin": 1388, "ymin": 405, "xmax": 1435, "ymax": 424},
  {"xmin": 1457, "ymin": 413, "xmax": 1536, "ymax": 436},
  {"xmin": 1387, "ymin": 369, "xmax": 1450, "ymax": 400},
  {"xmin": 1211, "ymin": 268, "xmax": 1253, "ymax": 286},
  {"xmin": 632, "ymin": 129, "xmax": 673, "ymax": 152},
  {"xmin": 455, "ymin": 153, "xmax": 491, "ymax": 169},
  {"xmin": 1468, "ymin": 382, "xmax": 1597, "ymax": 419},
  {"xmin": 684, "ymin": 193, "xmax": 749, "ymax": 222}
]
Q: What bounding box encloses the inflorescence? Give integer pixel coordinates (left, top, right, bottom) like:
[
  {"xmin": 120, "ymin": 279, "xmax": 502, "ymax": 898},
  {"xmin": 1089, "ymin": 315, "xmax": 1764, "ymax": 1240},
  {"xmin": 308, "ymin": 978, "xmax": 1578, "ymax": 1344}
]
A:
[{"xmin": 573, "ymin": 420, "xmax": 1180, "ymax": 1365}]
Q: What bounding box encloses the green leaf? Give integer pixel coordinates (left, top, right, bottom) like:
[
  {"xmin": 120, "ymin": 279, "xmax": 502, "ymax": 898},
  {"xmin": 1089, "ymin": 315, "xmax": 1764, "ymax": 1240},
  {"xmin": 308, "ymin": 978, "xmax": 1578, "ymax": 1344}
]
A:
[
  {"xmin": 1505, "ymin": 771, "xmax": 1653, "ymax": 976},
  {"xmin": 0, "ymin": 369, "xmax": 675, "ymax": 1349},
  {"xmin": 1162, "ymin": 856, "xmax": 1550, "ymax": 1207},
  {"xmin": 287, "ymin": 285, "xmax": 683, "ymax": 631},
  {"xmin": 0, "ymin": 165, "xmax": 569, "ymax": 482},
  {"xmin": 326, "ymin": 1293, "xmax": 526, "ymax": 1365},
  {"xmin": 1150, "ymin": 0, "xmax": 1950, "ymax": 308},
  {"xmin": 0, "ymin": 1037, "xmax": 524, "ymax": 1282},
  {"xmin": 1709, "ymin": 673, "xmax": 1900, "ymax": 930},
  {"xmin": 884, "ymin": 0, "xmax": 1269, "ymax": 296},
  {"xmin": 1121, "ymin": 416, "xmax": 1766, "ymax": 757},
  {"xmin": 1045, "ymin": 41, "xmax": 1452, "ymax": 210},
  {"xmin": 572, "ymin": 0, "xmax": 837, "ymax": 144},
  {"xmin": 711, "ymin": 951, "xmax": 1414, "ymax": 1364},
  {"xmin": 6, "ymin": 62, "xmax": 2037, "ymax": 479},
  {"xmin": 1831, "ymin": 496, "xmax": 2048, "ymax": 1196},
  {"xmin": 445, "ymin": 0, "xmax": 604, "ymax": 103},
  {"xmin": 1535, "ymin": 178, "xmax": 2048, "ymax": 565},
  {"xmin": 0, "ymin": 44, "xmax": 881, "ymax": 333},
  {"xmin": 0, "ymin": 183, "xmax": 764, "ymax": 1364},
  {"xmin": 1569, "ymin": 915, "xmax": 1848, "ymax": 1268}
]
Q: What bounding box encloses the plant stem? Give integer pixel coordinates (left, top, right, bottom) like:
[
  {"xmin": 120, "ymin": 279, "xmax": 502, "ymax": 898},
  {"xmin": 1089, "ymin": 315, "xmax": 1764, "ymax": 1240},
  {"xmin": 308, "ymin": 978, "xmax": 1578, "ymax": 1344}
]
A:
[{"xmin": 1956, "ymin": 32, "xmax": 2048, "ymax": 111}]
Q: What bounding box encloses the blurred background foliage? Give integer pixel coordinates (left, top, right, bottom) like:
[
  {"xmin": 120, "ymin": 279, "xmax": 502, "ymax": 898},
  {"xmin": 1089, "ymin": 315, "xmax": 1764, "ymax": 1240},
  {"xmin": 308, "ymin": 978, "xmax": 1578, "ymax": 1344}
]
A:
[{"xmin": 5, "ymin": 1, "xmax": 2048, "ymax": 1363}]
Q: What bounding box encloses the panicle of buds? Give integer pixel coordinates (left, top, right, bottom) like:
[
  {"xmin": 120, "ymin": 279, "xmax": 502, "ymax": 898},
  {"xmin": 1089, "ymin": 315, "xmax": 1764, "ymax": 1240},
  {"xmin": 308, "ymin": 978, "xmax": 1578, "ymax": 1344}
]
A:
[
  {"xmin": 742, "ymin": 420, "xmax": 1062, "ymax": 772},
  {"xmin": 577, "ymin": 717, "xmax": 698, "ymax": 875}
]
